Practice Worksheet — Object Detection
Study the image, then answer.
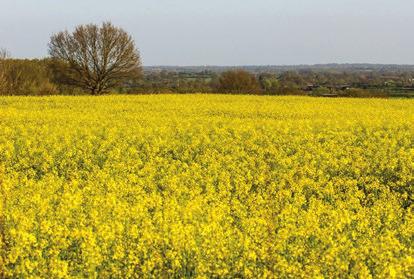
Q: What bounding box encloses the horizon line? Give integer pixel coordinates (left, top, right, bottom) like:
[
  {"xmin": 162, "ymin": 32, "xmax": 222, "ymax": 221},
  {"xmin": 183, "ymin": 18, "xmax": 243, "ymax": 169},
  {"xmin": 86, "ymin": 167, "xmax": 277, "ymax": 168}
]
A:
[{"xmin": 143, "ymin": 63, "xmax": 414, "ymax": 67}]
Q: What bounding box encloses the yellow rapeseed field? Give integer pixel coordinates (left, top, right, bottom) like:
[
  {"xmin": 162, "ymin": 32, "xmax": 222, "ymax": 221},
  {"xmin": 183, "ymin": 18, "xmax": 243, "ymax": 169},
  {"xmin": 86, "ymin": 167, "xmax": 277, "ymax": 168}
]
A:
[{"xmin": 0, "ymin": 95, "xmax": 413, "ymax": 278}]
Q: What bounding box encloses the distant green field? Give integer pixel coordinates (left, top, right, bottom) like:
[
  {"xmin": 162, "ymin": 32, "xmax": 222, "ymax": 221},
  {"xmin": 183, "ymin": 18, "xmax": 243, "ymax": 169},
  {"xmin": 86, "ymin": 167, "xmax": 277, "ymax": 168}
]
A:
[{"xmin": 1, "ymin": 95, "xmax": 414, "ymax": 278}]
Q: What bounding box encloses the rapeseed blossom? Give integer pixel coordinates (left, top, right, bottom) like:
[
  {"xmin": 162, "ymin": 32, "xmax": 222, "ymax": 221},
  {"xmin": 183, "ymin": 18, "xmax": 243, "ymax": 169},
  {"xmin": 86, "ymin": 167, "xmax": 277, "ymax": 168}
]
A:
[{"xmin": 0, "ymin": 95, "xmax": 413, "ymax": 278}]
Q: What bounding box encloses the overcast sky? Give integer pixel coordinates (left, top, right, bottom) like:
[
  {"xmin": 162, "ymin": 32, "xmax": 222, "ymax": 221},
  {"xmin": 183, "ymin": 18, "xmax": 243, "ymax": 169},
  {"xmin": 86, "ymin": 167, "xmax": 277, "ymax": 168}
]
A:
[{"xmin": 0, "ymin": 0, "xmax": 413, "ymax": 65}]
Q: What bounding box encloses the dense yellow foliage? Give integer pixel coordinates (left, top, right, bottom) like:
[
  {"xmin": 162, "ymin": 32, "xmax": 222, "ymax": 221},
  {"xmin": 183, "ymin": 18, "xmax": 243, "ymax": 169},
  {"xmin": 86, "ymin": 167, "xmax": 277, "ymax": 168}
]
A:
[{"xmin": 0, "ymin": 95, "xmax": 414, "ymax": 278}]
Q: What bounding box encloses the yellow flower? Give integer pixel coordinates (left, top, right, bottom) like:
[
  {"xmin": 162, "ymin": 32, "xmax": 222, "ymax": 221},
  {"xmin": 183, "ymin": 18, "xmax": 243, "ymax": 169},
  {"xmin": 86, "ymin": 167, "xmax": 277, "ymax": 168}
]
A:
[{"xmin": 1, "ymin": 95, "xmax": 413, "ymax": 278}]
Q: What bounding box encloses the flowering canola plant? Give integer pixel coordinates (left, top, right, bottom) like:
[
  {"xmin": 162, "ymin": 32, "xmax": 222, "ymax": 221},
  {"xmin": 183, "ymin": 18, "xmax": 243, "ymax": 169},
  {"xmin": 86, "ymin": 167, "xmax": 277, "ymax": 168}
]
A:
[{"xmin": 0, "ymin": 95, "xmax": 413, "ymax": 278}]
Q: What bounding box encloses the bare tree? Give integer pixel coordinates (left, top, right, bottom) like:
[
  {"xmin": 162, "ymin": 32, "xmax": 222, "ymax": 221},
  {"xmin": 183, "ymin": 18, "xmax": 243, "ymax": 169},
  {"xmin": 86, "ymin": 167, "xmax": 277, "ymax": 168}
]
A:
[
  {"xmin": 48, "ymin": 22, "xmax": 142, "ymax": 95},
  {"xmin": 0, "ymin": 48, "xmax": 10, "ymax": 94},
  {"xmin": 217, "ymin": 70, "xmax": 261, "ymax": 94},
  {"xmin": 0, "ymin": 48, "xmax": 9, "ymax": 60}
]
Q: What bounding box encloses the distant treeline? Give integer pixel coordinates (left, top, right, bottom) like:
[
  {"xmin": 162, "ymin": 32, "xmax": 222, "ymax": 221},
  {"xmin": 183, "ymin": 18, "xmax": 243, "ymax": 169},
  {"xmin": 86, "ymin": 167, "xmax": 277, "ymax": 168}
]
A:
[
  {"xmin": 125, "ymin": 66, "xmax": 414, "ymax": 98},
  {"xmin": 145, "ymin": 64, "xmax": 414, "ymax": 74},
  {"xmin": 1, "ymin": 57, "xmax": 414, "ymax": 97}
]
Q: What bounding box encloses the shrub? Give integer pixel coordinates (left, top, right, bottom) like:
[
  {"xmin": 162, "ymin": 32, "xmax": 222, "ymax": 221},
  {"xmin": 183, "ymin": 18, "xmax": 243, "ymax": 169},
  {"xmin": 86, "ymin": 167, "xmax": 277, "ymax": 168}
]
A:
[{"xmin": 217, "ymin": 70, "xmax": 261, "ymax": 94}]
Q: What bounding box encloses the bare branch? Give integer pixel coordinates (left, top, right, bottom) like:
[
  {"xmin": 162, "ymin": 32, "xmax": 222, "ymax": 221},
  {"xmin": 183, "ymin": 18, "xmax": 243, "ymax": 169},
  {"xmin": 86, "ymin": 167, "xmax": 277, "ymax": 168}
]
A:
[{"xmin": 48, "ymin": 22, "xmax": 142, "ymax": 94}]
